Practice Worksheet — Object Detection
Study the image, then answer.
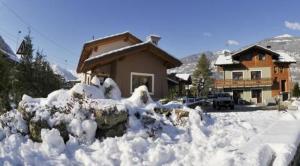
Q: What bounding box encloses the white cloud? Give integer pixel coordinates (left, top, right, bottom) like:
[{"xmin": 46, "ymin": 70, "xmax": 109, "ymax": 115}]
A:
[
  {"xmin": 285, "ymin": 21, "xmax": 300, "ymax": 30},
  {"xmin": 226, "ymin": 40, "xmax": 239, "ymax": 46},
  {"xmin": 203, "ymin": 32, "xmax": 212, "ymax": 37}
]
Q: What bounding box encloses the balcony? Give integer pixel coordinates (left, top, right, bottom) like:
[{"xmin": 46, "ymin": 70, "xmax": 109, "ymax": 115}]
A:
[{"xmin": 215, "ymin": 78, "xmax": 272, "ymax": 88}]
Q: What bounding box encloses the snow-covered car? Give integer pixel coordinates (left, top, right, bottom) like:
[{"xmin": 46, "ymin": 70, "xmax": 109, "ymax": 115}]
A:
[{"xmin": 212, "ymin": 92, "xmax": 234, "ymax": 110}]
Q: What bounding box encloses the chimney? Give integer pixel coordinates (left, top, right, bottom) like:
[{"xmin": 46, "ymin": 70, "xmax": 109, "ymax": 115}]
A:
[
  {"xmin": 266, "ymin": 45, "xmax": 271, "ymax": 49},
  {"xmin": 146, "ymin": 35, "xmax": 161, "ymax": 45}
]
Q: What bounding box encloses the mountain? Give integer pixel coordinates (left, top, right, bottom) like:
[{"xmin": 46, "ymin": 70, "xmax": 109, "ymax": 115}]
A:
[
  {"xmin": 171, "ymin": 34, "xmax": 300, "ymax": 83},
  {"xmin": 0, "ymin": 35, "xmax": 19, "ymax": 62},
  {"xmin": 257, "ymin": 34, "xmax": 300, "ymax": 83},
  {"xmin": 168, "ymin": 51, "xmax": 218, "ymax": 75},
  {"xmin": 51, "ymin": 64, "xmax": 78, "ymax": 81}
]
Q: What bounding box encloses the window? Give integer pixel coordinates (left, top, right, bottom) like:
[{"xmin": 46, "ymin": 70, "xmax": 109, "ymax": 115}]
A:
[
  {"xmin": 251, "ymin": 71, "xmax": 261, "ymax": 80},
  {"xmin": 244, "ymin": 53, "xmax": 252, "ymax": 60},
  {"xmin": 131, "ymin": 72, "xmax": 154, "ymax": 94},
  {"xmin": 232, "ymin": 71, "xmax": 243, "ymax": 80},
  {"xmin": 274, "ymin": 66, "xmax": 279, "ymax": 74},
  {"xmin": 279, "ymin": 67, "xmax": 284, "ymax": 73},
  {"xmin": 258, "ymin": 53, "xmax": 266, "ymax": 60}
]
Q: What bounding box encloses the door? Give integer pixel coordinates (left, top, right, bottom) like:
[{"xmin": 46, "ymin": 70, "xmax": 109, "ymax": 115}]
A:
[
  {"xmin": 281, "ymin": 80, "xmax": 286, "ymax": 92},
  {"xmin": 252, "ymin": 89, "xmax": 262, "ymax": 103},
  {"xmin": 233, "ymin": 90, "xmax": 243, "ymax": 104}
]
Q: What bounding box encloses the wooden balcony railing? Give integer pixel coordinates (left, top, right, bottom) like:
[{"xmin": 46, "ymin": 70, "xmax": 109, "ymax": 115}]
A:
[{"xmin": 215, "ymin": 78, "xmax": 272, "ymax": 88}]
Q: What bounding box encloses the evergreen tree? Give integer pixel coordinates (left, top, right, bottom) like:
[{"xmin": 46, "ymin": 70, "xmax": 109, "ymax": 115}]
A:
[
  {"xmin": 0, "ymin": 53, "xmax": 12, "ymax": 112},
  {"xmin": 12, "ymin": 34, "xmax": 63, "ymax": 102},
  {"xmin": 192, "ymin": 54, "xmax": 213, "ymax": 96},
  {"xmin": 292, "ymin": 82, "xmax": 300, "ymax": 98}
]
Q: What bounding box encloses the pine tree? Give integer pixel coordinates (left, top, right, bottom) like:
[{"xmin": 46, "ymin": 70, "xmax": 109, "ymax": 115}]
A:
[
  {"xmin": 293, "ymin": 82, "xmax": 300, "ymax": 98},
  {"xmin": 192, "ymin": 54, "xmax": 213, "ymax": 96},
  {"xmin": 0, "ymin": 53, "xmax": 12, "ymax": 112},
  {"xmin": 12, "ymin": 34, "xmax": 63, "ymax": 103}
]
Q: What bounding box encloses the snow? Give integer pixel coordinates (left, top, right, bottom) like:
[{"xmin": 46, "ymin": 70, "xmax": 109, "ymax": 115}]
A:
[
  {"xmin": 41, "ymin": 129, "xmax": 66, "ymax": 156},
  {"xmin": 215, "ymin": 45, "xmax": 297, "ymax": 65},
  {"xmin": 1, "ymin": 80, "xmax": 300, "ymax": 165},
  {"xmin": 70, "ymin": 83, "xmax": 104, "ymax": 99},
  {"xmin": 51, "ymin": 64, "xmax": 78, "ymax": 81},
  {"xmin": 85, "ymin": 42, "xmax": 149, "ymax": 62},
  {"xmin": 126, "ymin": 85, "xmax": 153, "ymax": 107},
  {"xmin": 215, "ymin": 53, "xmax": 238, "ymax": 65},
  {"xmin": 0, "ymin": 35, "xmax": 19, "ymax": 62},
  {"xmin": 175, "ymin": 73, "xmax": 190, "ymax": 81},
  {"xmin": 103, "ymin": 78, "xmax": 121, "ymax": 100},
  {"xmin": 276, "ymin": 50, "xmax": 297, "ymax": 63},
  {"xmin": 90, "ymin": 76, "xmax": 100, "ymax": 87},
  {"xmin": 274, "ymin": 34, "xmax": 293, "ymax": 38},
  {"xmin": 84, "ymin": 31, "xmax": 131, "ymax": 44}
]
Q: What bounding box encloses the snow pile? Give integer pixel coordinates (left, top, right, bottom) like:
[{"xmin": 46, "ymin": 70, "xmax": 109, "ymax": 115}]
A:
[
  {"xmin": 1, "ymin": 80, "xmax": 300, "ymax": 165},
  {"xmin": 127, "ymin": 85, "xmax": 153, "ymax": 107},
  {"xmin": 103, "ymin": 78, "xmax": 121, "ymax": 100},
  {"xmin": 41, "ymin": 129, "xmax": 66, "ymax": 156},
  {"xmin": 70, "ymin": 83, "xmax": 104, "ymax": 99}
]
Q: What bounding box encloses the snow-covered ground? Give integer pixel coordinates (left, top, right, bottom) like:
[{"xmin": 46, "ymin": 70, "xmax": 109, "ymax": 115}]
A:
[{"xmin": 0, "ymin": 79, "xmax": 300, "ymax": 166}]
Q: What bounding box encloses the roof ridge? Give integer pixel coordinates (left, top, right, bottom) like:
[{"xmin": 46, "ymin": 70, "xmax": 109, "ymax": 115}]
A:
[{"xmin": 84, "ymin": 31, "xmax": 137, "ymax": 44}]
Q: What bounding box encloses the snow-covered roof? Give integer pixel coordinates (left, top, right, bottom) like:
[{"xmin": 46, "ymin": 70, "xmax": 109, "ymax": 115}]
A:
[
  {"xmin": 85, "ymin": 42, "xmax": 148, "ymax": 62},
  {"xmin": 0, "ymin": 48, "xmax": 19, "ymax": 62},
  {"xmin": 0, "ymin": 35, "xmax": 19, "ymax": 62},
  {"xmin": 276, "ymin": 51, "xmax": 297, "ymax": 63},
  {"xmin": 214, "ymin": 54, "xmax": 239, "ymax": 65},
  {"xmin": 85, "ymin": 31, "xmax": 131, "ymax": 44},
  {"xmin": 215, "ymin": 44, "xmax": 296, "ymax": 65},
  {"xmin": 84, "ymin": 41, "xmax": 181, "ymax": 68},
  {"xmin": 231, "ymin": 44, "xmax": 280, "ymax": 57},
  {"xmin": 175, "ymin": 73, "xmax": 191, "ymax": 81}
]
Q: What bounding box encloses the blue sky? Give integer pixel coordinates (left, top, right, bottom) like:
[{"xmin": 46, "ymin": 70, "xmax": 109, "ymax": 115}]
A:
[{"xmin": 1, "ymin": 0, "xmax": 300, "ymax": 70}]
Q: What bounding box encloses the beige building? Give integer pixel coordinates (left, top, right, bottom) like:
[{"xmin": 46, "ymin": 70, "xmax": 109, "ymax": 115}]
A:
[
  {"xmin": 76, "ymin": 32, "xmax": 182, "ymax": 99},
  {"xmin": 215, "ymin": 45, "xmax": 296, "ymax": 104}
]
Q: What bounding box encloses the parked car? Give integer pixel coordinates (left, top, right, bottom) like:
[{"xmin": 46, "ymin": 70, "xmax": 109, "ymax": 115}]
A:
[{"xmin": 212, "ymin": 92, "xmax": 235, "ymax": 110}]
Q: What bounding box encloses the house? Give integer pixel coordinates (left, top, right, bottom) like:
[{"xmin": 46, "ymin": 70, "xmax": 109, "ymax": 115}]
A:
[
  {"xmin": 167, "ymin": 73, "xmax": 192, "ymax": 97},
  {"xmin": 76, "ymin": 32, "xmax": 182, "ymax": 99},
  {"xmin": 214, "ymin": 45, "xmax": 296, "ymax": 104},
  {"xmin": 0, "ymin": 35, "xmax": 18, "ymax": 63}
]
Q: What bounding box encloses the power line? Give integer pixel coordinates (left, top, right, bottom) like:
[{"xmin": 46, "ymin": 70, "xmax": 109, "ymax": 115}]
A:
[{"xmin": 0, "ymin": 0, "xmax": 77, "ymax": 58}]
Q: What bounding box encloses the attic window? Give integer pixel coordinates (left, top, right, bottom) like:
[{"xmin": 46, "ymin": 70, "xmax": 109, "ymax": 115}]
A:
[
  {"xmin": 258, "ymin": 53, "xmax": 266, "ymax": 60},
  {"xmin": 130, "ymin": 72, "xmax": 154, "ymax": 94}
]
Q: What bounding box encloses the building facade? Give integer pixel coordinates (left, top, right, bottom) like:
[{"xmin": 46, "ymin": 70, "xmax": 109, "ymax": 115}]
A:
[
  {"xmin": 76, "ymin": 32, "xmax": 182, "ymax": 99},
  {"xmin": 214, "ymin": 45, "xmax": 296, "ymax": 104}
]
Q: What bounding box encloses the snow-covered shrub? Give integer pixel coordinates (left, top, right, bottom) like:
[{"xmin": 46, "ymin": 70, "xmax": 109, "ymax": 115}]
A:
[{"xmin": 103, "ymin": 78, "xmax": 121, "ymax": 100}]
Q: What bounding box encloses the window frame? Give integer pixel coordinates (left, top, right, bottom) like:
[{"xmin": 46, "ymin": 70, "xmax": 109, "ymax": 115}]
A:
[
  {"xmin": 250, "ymin": 70, "xmax": 262, "ymax": 80},
  {"xmin": 130, "ymin": 72, "xmax": 155, "ymax": 95},
  {"xmin": 232, "ymin": 71, "xmax": 244, "ymax": 80}
]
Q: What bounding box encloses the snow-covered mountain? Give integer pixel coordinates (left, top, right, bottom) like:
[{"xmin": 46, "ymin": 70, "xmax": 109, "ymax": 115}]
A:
[
  {"xmin": 51, "ymin": 64, "xmax": 78, "ymax": 81},
  {"xmin": 171, "ymin": 34, "xmax": 300, "ymax": 83},
  {"xmin": 257, "ymin": 34, "xmax": 300, "ymax": 83},
  {"xmin": 0, "ymin": 35, "xmax": 19, "ymax": 62},
  {"xmin": 168, "ymin": 51, "xmax": 218, "ymax": 74}
]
